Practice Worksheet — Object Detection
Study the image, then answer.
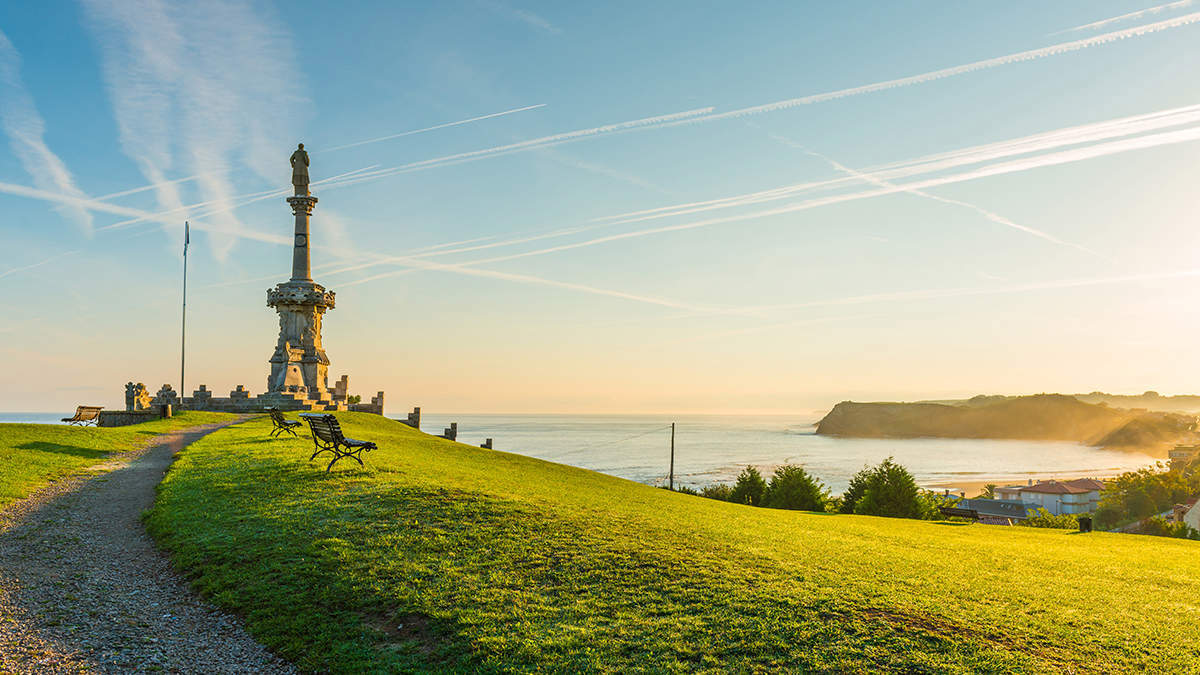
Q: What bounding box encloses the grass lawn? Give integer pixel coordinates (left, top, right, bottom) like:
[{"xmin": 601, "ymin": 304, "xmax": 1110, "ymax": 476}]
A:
[
  {"xmin": 0, "ymin": 412, "xmax": 237, "ymax": 510},
  {"xmin": 148, "ymin": 413, "xmax": 1200, "ymax": 673}
]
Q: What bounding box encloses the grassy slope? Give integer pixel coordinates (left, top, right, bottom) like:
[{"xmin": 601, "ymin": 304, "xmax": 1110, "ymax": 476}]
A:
[
  {"xmin": 0, "ymin": 412, "xmax": 236, "ymax": 510},
  {"xmin": 148, "ymin": 413, "xmax": 1200, "ymax": 673}
]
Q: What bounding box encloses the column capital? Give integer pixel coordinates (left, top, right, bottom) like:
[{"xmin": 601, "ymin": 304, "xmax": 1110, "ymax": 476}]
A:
[{"xmin": 286, "ymin": 195, "xmax": 318, "ymax": 216}]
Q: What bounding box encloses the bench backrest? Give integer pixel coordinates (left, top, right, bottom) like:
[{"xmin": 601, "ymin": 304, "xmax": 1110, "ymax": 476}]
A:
[
  {"xmin": 76, "ymin": 406, "xmax": 103, "ymax": 420},
  {"xmin": 268, "ymin": 408, "xmax": 288, "ymax": 424},
  {"xmin": 303, "ymin": 414, "xmax": 343, "ymax": 444}
]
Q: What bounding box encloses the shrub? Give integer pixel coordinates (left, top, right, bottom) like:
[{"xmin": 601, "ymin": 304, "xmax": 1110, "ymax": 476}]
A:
[
  {"xmin": 730, "ymin": 466, "xmax": 767, "ymax": 506},
  {"xmin": 852, "ymin": 458, "xmax": 929, "ymax": 519},
  {"xmin": 673, "ymin": 484, "xmax": 699, "ymax": 496},
  {"xmin": 1017, "ymin": 508, "xmax": 1079, "ymax": 529},
  {"xmin": 1129, "ymin": 516, "xmax": 1200, "ymax": 540},
  {"xmin": 699, "ymin": 483, "xmax": 733, "ymax": 501},
  {"xmin": 762, "ymin": 465, "xmax": 829, "ymax": 512}
]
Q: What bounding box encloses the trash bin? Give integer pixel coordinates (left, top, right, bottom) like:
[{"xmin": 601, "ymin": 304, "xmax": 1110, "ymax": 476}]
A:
[
  {"xmin": 160, "ymin": 403, "xmax": 172, "ymax": 419},
  {"xmin": 1078, "ymin": 515, "xmax": 1092, "ymax": 533}
]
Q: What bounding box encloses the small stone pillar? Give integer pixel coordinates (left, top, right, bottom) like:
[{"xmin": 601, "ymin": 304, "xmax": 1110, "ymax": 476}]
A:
[
  {"xmin": 481, "ymin": 438, "xmax": 493, "ymax": 449},
  {"xmin": 442, "ymin": 423, "xmax": 457, "ymax": 441},
  {"xmin": 332, "ymin": 375, "xmax": 349, "ymax": 401},
  {"xmin": 404, "ymin": 407, "xmax": 421, "ymax": 429}
]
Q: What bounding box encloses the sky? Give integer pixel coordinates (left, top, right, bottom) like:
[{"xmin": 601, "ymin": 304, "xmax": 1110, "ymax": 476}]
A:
[{"xmin": 2, "ymin": 1, "xmax": 1200, "ymax": 415}]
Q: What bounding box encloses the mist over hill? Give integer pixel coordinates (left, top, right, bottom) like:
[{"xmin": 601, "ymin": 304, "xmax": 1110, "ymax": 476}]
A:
[{"xmin": 816, "ymin": 394, "xmax": 1196, "ymax": 455}]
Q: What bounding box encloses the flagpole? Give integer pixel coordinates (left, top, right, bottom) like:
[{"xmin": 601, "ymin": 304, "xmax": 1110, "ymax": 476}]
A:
[{"xmin": 181, "ymin": 221, "xmax": 189, "ymax": 399}]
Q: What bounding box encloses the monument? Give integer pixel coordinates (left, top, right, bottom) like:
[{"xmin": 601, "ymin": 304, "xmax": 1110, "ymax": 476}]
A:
[
  {"xmin": 260, "ymin": 144, "xmax": 343, "ymax": 410},
  {"xmin": 114, "ymin": 144, "xmax": 387, "ymax": 422}
]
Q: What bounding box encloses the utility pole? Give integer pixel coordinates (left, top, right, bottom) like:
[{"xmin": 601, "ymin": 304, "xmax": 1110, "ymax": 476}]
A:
[
  {"xmin": 180, "ymin": 221, "xmax": 189, "ymax": 398},
  {"xmin": 669, "ymin": 422, "xmax": 675, "ymax": 491}
]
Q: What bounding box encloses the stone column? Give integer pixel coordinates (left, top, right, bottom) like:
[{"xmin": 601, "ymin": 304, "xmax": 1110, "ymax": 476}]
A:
[{"xmin": 287, "ymin": 195, "xmax": 318, "ymax": 282}]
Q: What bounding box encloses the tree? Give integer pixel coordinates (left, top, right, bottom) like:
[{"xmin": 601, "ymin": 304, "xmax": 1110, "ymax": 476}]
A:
[
  {"xmin": 852, "ymin": 458, "xmax": 928, "ymax": 519},
  {"xmin": 763, "ymin": 465, "xmax": 829, "ymax": 511},
  {"xmin": 979, "ymin": 483, "xmax": 997, "ymax": 499},
  {"xmin": 839, "ymin": 465, "xmax": 874, "ymax": 514},
  {"xmin": 730, "ymin": 466, "xmax": 767, "ymax": 506}
]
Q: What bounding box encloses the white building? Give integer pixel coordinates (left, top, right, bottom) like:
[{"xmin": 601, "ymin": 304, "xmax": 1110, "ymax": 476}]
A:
[{"xmin": 994, "ymin": 478, "xmax": 1104, "ymax": 516}]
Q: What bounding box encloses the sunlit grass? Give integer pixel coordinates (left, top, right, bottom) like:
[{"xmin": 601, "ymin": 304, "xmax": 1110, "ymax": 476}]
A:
[
  {"xmin": 149, "ymin": 413, "xmax": 1200, "ymax": 672},
  {"xmin": 0, "ymin": 412, "xmax": 237, "ymax": 509}
]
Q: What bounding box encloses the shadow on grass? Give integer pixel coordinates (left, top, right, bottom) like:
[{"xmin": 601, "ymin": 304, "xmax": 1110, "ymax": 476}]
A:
[
  {"xmin": 930, "ymin": 521, "xmax": 971, "ymax": 527},
  {"xmin": 16, "ymin": 442, "xmax": 108, "ymax": 460}
]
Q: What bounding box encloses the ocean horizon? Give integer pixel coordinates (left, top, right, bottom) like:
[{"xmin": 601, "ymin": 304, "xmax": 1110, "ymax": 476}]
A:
[{"xmin": 2, "ymin": 411, "xmax": 1158, "ymax": 494}]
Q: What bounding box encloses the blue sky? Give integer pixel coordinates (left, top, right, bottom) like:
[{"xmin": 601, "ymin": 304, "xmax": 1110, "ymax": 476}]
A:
[{"xmin": 3, "ymin": 1, "xmax": 1200, "ymax": 413}]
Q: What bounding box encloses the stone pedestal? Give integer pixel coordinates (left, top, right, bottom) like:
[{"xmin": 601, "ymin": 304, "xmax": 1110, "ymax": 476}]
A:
[{"xmin": 266, "ymin": 280, "xmax": 335, "ymax": 396}]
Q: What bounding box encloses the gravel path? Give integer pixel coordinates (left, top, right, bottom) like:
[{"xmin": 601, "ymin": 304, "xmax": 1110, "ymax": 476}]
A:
[{"xmin": 0, "ymin": 418, "xmax": 296, "ymax": 673}]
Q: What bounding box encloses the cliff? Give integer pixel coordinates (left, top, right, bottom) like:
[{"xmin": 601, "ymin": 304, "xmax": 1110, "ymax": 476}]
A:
[{"xmin": 815, "ymin": 394, "xmax": 1194, "ymax": 454}]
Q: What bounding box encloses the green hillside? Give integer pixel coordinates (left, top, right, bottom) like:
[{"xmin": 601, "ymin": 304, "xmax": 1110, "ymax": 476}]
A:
[
  {"xmin": 816, "ymin": 394, "xmax": 1195, "ymax": 453},
  {"xmin": 148, "ymin": 413, "xmax": 1200, "ymax": 672},
  {"xmin": 0, "ymin": 412, "xmax": 235, "ymax": 510}
]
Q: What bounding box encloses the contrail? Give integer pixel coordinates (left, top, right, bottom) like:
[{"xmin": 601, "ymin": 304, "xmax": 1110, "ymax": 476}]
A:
[
  {"xmin": 323, "ymin": 104, "xmax": 548, "ymax": 152},
  {"xmin": 748, "ymin": 268, "xmax": 1200, "ymax": 312},
  {"xmin": 0, "ymin": 250, "xmax": 79, "ymax": 281},
  {"xmin": 782, "ymin": 137, "xmax": 1101, "ymax": 257},
  {"xmin": 315, "ymin": 107, "xmax": 716, "ymax": 188},
  {"xmin": 651, "ymin": 11, "xmax": 1200, "ymax": 128},
  {"xmin": 1051, "ymin": 0, "xmax": 1194, "ymax": 35},
  {"xmin": 0, "ymin": 180, "xmax": 288, "ymax": 245},
  {"xmin": 596, "ymin": 103, "xmax": 1200, "ymax": 228},
  {"xmin": 445, "ymin": 122, "xmax": 1200, "ymax": 268},
  {"xmin": 95, "ymin": 164, "xmax": 380, "ymax": 231},
  {"xmin": 323, "ymin": 106, "xmax": 1200, "ymax": 285}
]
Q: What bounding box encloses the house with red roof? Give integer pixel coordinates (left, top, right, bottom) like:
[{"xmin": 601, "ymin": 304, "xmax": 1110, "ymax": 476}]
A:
[{"xmin": 994, "ymin": 478, "xmax": 1104, "ymax": 516}]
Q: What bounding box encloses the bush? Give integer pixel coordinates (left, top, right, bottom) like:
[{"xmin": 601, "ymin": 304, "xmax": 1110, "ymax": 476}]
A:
[
  {"xmin": 852, "ymin": 458, "xmax": 930, "ymax": 519},
  {"xmin": 698, "ymin": 483, "xmax": 733, "ymax": 501},
  {"xmin": 730, "ymin": 466, "xmax": 767, "ymax": 506},
  {"xmin": 1129, "ymin": 516, "xmax": 1200, "ymax": 540},
  {"xmin": 762, "ymin": 465, "xmax": 829, "ymax": 511},
  {"xmin": 1017, "ymin": 508, "xmax": 1079, "ymax": 529}
]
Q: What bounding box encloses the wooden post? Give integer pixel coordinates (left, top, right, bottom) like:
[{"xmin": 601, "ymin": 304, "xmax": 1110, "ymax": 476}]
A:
[{"xmin": 669, "ymin": 422, "xmax": 675, "ymax": 491}]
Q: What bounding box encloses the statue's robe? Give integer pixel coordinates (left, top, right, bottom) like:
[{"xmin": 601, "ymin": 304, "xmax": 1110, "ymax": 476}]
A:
[{"xmin": 290, "ymin": 150, "xmax": 310, "ymax": 191}]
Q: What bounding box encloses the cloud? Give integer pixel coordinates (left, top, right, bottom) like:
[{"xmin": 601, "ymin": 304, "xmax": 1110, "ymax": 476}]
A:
[
  {"xmin": 80, "ymin": 0, "xmax": 304, "ymax": 259},
  {"xmin": 1052, "ymin": 1, "xmax": 1195, "ymax": 35},
  {"xmin": 0, "ymin": 30, "xmax": 94, "ymax": 234}
]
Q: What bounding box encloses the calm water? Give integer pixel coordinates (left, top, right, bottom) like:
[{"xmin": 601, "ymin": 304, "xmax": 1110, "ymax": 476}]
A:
[
  {"xmin": 0, "ymin": 413, "xmax": 71, "ymax": 425},
  {"xmin": 414, "ymin": 413, "xmax": 1157, "ymax": 493},
  {"xmin": 1, "ymin": 412, "xmax": 1157, "ymax": 494}
]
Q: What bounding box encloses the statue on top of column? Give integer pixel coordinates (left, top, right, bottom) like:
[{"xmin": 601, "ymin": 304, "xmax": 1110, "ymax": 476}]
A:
[{"xmin": 290, "ymin": 143, "xmax": 310, "ymax": 196}]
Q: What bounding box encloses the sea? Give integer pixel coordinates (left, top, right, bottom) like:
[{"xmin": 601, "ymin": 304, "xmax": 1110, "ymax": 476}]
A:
[{"xmin": 2, "ymin": 412, "xmax": 1158, "ymax": 494}]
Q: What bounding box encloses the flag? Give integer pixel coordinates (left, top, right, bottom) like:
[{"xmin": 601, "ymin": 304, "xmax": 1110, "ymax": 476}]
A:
[{"xmin": 184, "ymin": 221, "xmax": 190, "ymax": 255}]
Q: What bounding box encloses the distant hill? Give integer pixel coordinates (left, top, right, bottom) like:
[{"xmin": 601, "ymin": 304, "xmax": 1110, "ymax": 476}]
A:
[
  {"xmin": 921, "ymin": 391, "xmax": 1200, "ymax": 413},
  {"xmin": 816, "ymin": 394, "xmax": 1195, "ymax": 454}
]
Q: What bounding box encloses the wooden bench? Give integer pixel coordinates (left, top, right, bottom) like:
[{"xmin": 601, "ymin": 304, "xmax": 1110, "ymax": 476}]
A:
[
  {"xmin": 300, "ymin": 414, "xmax": 377, "ymax": 472},
  {"xmin": 61, "ymin": 406, "xmax": 103, "ymax": 426},
  {"xmin": 266, "ymin": 408, "xmax": 303, "ymax": 437}
]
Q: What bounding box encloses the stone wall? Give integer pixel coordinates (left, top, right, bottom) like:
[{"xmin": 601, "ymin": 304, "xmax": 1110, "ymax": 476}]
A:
[
  {"xmin": 99, "ymin": 410, "xmax": 161, "ymax": 427},
  {"xmin": 133, "ymin": 381, "xmax": 387, "ymax": 415}
]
